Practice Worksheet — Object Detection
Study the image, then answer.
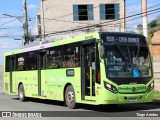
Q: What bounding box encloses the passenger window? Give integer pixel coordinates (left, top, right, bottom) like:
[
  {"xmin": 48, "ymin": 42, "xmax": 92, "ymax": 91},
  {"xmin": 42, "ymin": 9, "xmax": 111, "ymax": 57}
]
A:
[
  {"xmin": 27, "ymin": 52, "xmax": 37, "ymax": 70},
  {"xmin": 17, "ymin": 55, "xmax": 25, "ymax": 71},
  {"xmin": 5, "ymin": 56, "xmax": 10, "ymax": 72},
  {"xmin": 63, "ymin": 45, "xmax": 80, "ymax": 68},
  {"xmin": 47, "ymin": 47, "xmax": 62, "ymax": 69}
]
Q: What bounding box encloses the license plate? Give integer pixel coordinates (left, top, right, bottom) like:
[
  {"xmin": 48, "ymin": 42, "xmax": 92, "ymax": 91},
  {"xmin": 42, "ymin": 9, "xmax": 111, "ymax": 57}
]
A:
[{"xmin": 128, "ymin": 98, "xmax": 137, "ymax": 102}]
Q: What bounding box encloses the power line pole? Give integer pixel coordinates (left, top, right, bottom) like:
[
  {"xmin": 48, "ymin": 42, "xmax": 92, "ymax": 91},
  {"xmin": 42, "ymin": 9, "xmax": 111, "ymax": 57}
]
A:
[
  {"xmin": 41, "ymin": 0, "xmax": 46, "ymax": 40},
  {"xmin": 124, "ymin": 0, "xmax": 126, "ymax": 32},
  {"xmin": 142, "ymin": 0, "xmax": 148, "ymax": 42},
  {"xmin": 23, "ymin": 0, "xmax": 29, "ymax": 44}
]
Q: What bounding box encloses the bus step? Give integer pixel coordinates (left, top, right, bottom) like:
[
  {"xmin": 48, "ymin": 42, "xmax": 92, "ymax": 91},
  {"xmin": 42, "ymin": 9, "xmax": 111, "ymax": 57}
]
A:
[
  {"xmin": 38, "ymin": 96, "xmax": 47, "ymax": 99},
  {"xmin": 10, "ymin": 92, "xmax": 16, "ymax": 95},
  {"xmin": 81, "ymin": 100, "xmax": 96, "ymax": 102}
]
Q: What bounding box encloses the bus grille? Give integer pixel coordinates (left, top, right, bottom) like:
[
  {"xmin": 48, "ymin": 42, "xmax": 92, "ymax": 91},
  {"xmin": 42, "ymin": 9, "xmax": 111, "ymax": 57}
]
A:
[{"xmin": 108, "ymin": 77, "xmax": 152, "ymax": 85}]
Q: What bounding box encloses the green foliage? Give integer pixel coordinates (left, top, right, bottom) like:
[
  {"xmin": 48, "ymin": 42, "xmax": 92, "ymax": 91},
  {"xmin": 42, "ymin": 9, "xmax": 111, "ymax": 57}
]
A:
[
  {"xmin": 148, "ymin": 20, "xmax": 157, "ymax": 28},
  {"xmin": 137, "ymin": 24, "xmax": 143, "ymax": 34},
  {"xmin": 147, "ymin": 15, "xmax": 160, "ymax": 44},
  {"xmin": 148, "ymin": 25, "xmax": 160, "ymax": 44}
]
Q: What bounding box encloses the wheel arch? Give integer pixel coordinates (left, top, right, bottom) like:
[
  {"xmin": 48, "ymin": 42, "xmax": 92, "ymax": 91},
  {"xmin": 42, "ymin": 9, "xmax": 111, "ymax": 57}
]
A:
[
  {"xmin": 18, "ymin": 82, "xmax": 23, "ymax": 90},
  {"xmin": 63, "ymin": 83, "xmax": 73, "ymax": 101}
]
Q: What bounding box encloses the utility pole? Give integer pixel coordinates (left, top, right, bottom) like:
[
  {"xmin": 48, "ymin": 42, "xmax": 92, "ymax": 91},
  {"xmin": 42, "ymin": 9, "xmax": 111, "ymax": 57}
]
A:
[
  {"xmin": 41, "ymin": 0, "xmax": 46, "ymax": 40},
  {"xmin": 124, "ymin": 0, "xmax": 126, "ymax": 32},
  {"xmin": 142, "ymin": 0, "xmax": 148, "ymax": 42},
  {"xmin": 23, "ymin": 0, "xmax": 29, "ymax": 44}
]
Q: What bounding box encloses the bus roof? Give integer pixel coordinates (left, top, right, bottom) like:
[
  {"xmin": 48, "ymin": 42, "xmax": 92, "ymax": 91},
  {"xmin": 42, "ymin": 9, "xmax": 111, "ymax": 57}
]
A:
[
  {"xmin": 5, "ymin": 32, "xmax": 99, "ymax": 56},
  {"xmin": 5, "ymin": 32, "xmax": 146, "ymax": 56}
]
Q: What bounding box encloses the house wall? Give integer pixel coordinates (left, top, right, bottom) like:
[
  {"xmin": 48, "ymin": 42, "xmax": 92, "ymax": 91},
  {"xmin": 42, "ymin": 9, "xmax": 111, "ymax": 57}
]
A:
[
  {"xmin": 149, "ymin": 45, "xmax": 160, "ymax": 56},
  {"xmin": 37, "ymin": 0, "xmax": 125, "ymax": 40},
  {"xmin": 152, "ymin": 30, "xmax": 160, "ymax": 44}
]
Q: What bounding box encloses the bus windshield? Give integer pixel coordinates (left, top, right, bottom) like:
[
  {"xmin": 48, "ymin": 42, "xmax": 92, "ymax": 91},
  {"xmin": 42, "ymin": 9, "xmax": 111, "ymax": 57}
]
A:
[{"xmin": 105, "ymin": 44, "xmax": 152, "ymax": 78}]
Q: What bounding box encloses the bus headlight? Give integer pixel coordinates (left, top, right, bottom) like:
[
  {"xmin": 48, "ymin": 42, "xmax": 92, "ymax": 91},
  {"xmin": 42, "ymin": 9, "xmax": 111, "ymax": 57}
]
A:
[
  {"xmin": 104, "ymin": 81, "xmax": 118, "ymax": 93},
  {"xmin": 147, "ymin": 82, "xmax": 154, "ymax": 92}
]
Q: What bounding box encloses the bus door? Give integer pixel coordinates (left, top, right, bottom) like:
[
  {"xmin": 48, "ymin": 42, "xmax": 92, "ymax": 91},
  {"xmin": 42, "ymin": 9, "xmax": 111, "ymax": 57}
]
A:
[
  {"xmin": 81, "ymin": 44, "xmax": 96, "ymax": 100},
  {"xmin": 9, "ymin": 56, "xmax": 16, "ymax": 93},
  {"xmin": 38, "ymin": 51, "xmax": 46, "ymax": 96}
]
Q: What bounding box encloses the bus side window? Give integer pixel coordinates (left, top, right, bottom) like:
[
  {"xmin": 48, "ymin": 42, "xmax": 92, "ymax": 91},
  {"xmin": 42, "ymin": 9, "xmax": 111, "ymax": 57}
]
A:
[
  {"xmin": 5, "ymin": 56, "xmax": 10, "ymax": 72},
  {"xmin": 63, "ymin": 45, "xmax": 80, "ymax": 68},
  {"xmin": 47, "ymin": 47, "xmax": 62, "ymax": 69},
  {"xmin": 27, "ymin": 52, "xmax": 37, "ymax": 70},
  {"xmin": 17, "ymin": 55, "xmax": 25, "ymax": 71}
]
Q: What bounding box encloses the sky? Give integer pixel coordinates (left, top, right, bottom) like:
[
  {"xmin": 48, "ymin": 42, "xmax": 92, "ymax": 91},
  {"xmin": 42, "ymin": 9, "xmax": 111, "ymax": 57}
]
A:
[{"xmin": 0, "ymin": 0, "xmax": 160, "ymax": 65}]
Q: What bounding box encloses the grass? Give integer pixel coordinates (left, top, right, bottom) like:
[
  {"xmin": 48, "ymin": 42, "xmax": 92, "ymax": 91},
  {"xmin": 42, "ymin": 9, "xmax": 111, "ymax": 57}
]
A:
[{"xmin": 154, "ymin": 90, "xmax": 160, "ymax": 99}]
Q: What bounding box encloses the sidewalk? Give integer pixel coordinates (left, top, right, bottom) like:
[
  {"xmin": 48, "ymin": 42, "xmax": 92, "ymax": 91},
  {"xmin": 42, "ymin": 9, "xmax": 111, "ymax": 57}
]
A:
[
  {"xmin": 153, "ymin": 57, "xmax": 160, "ymax": 92},
  {"xmin": 0, "ymin": 65, "xmax": 3, "ymax": 93},
  {"xmin": 0, "ymin": 76, "xmax": 3, "ymax": 93},
  {"xmin": 0, "ymin": 77, "xmax": 3, "ymax": 93}
]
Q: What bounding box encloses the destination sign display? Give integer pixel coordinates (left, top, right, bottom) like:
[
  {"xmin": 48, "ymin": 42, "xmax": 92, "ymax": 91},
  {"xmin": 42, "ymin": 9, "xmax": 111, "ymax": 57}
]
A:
[
  {"xmin": 105, "ymin": 36, "xmax": 140, "ymax": 43},
  {"xmin": 100, "ymin": 33, "xmax": 147, "ymax": 45}
]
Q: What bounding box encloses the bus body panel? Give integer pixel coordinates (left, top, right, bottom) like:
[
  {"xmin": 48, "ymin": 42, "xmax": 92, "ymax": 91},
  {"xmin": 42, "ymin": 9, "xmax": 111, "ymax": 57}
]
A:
[
  {"xmin": 45, "ymin": 68, "xmax": 81, "ymax": 101},
  {"xmin": 4, "ymin": 72, "xmax": 10, "ymax": 94},
  {"xmin": 15, "ymin": 71, "xmax": 39, "ymax": 98},
  {"xmin": 99, "ymin": 89, "xmax": 154, "ymax": 104},
  {"xmin": 4, "ymin": 32, "xmax": 154, "ymax": 106}
]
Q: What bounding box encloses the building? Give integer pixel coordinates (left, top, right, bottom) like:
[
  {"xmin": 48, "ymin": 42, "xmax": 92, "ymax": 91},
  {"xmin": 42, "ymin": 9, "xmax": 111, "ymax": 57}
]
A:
[
  {"xmin": 149, "ymin": 29, "xmax": 160, "ymax": 92},
  {"xmin": 149, "ymin": 29, "xmax": 160, "ymax": 56},
  {"xmin": 151, "ymin": 29, "xmax": 160, "ymax": 45},
  {"xmin": 37, "ymin": 0, "xmax": 126, "ymax": 40}
]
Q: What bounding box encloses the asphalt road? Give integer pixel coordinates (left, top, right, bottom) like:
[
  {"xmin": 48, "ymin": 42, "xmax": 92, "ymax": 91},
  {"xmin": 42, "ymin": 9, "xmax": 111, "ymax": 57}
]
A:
[{"xmin": 0, "ymin": 93, "xmax": 160, "ymax": 120}]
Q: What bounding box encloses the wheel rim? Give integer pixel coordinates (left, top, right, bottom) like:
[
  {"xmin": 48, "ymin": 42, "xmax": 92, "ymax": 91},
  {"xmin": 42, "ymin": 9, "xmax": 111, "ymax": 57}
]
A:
[
  {"xmin": 19, "ymin": 88, "xmax": 23, "ymax": 99},
  {"xmin": 67, "ymin": 90, "xmax": 74, "ymax": 104}
]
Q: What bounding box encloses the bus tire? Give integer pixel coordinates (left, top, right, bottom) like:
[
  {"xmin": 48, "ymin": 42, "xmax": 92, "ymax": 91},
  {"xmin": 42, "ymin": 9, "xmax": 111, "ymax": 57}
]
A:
[
  {"xmin": 65, "ymin": 85, "xmax": 77, "ymax": 109},
  {"xmin": 18, "ymin": 84, "xmax": 26, "ymax": 102}
]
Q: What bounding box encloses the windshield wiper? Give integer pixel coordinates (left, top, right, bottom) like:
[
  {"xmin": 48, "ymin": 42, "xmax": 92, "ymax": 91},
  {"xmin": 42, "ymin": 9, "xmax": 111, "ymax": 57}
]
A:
[
  {"xmin": 136, "ymin": 44, "xmax": 140, "ymax": 58},
  {"xmin": 115, "ymin": 43, "xmax": 128, "ymax": 61}
]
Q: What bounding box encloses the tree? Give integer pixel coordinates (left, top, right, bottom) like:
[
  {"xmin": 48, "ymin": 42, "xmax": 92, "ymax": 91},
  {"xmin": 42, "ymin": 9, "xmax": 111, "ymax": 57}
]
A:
[
  {"xmin": 156, "ymin": 15, "xmax": 160, "ymax": 25},
  {"xmin": 137, "ymin": 24, "xmax": 143, "ymax": 34},
  {"xmin": 148, "ymin": 20, "xmax": 157, "ymax": 28}
]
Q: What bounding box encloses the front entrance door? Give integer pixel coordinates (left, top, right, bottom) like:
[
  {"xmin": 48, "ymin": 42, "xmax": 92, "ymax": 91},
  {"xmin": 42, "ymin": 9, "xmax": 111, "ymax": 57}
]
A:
[{"xmin": 81, "ymin": 44, "xmax": 96, "ymax": 100}]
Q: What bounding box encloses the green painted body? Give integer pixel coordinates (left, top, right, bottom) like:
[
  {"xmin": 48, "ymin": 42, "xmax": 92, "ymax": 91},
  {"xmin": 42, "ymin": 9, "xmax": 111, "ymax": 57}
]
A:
[{"xmin": 4, "ymin": 32, "xmax": 154, "ymax": 105}]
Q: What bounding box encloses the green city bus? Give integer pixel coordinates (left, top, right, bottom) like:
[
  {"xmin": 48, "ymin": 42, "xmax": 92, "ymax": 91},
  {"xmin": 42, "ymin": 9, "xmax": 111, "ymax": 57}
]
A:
[{"xmin": 4, "ymin": 32, "xmax": 154, "ymax": 109}]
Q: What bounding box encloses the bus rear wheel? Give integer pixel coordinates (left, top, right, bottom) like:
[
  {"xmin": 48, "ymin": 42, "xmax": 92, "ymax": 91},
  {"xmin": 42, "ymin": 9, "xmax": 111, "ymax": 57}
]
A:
[
  {"xmin": 18, "ymin": 84, "xmax": 26, "ymax": 102},
  {"xmin": 65, "ymin": 85, "xmax": 77, "ymax": 109}
]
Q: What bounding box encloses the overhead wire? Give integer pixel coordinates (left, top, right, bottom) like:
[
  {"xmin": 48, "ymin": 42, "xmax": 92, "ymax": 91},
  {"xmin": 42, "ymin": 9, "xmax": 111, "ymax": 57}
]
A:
[
  {"xmin": 40, "ymin": 1, "xmax": 160, "ymax": 28},
  {"xmin": 0, "ymin": 18, "xmax": 17, "ymax": 27},
  {"xmin": 43, "ymin": 7, "xmax": 160, "ymax": 36},
  {"xmin": 1, "ymin": 0, "xmax": 160, "ymax": 39}
]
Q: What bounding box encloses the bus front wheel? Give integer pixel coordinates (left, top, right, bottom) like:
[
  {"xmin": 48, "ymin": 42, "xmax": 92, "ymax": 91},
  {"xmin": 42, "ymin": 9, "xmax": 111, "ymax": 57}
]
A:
[
  {"xmin": 65, "ymin": 85, "xmax": 77, "ymax": 109},
  {"xmin": 18, "ymin": 84, "xmax": 26, "ymax": 102}
]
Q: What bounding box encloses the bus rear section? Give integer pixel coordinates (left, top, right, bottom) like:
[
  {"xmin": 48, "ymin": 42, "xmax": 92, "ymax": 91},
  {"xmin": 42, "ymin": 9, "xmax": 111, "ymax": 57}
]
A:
[{"xmin": 97, "ymin": 32, "xmax": 154, "ymax": 104}]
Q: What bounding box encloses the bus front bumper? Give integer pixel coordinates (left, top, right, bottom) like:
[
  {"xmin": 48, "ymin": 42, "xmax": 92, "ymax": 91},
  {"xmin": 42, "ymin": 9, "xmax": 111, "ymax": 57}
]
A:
[{"xmin": 100, "ymin": 90, "xmax": 154, "ymax": 104}]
